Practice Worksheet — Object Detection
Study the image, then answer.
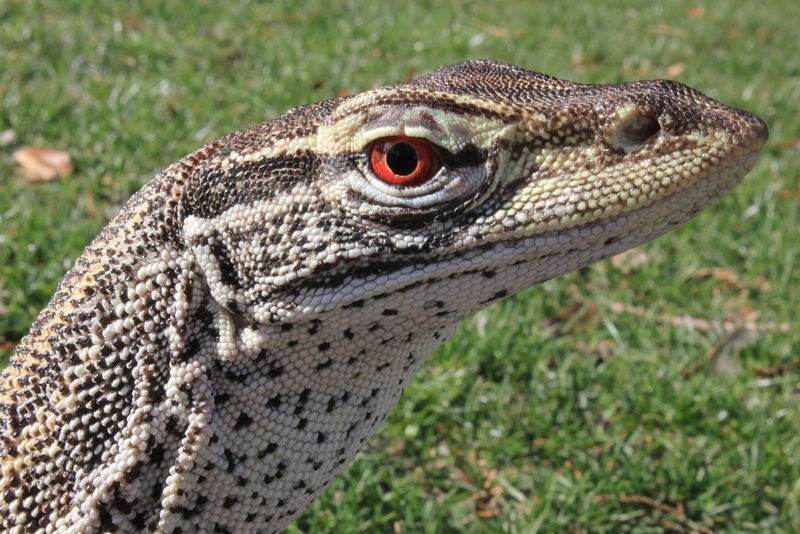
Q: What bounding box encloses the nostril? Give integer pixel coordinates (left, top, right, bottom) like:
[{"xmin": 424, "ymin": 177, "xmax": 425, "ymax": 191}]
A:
[{"xmin": 605, "ymin": 104, "xmax": 661, "ymax": 153}]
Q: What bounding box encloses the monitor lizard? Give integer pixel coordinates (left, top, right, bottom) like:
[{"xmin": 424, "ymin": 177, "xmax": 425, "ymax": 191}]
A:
[{"xmin": 0, "ymin": 61, "xmax": 768, "ymax": 533}]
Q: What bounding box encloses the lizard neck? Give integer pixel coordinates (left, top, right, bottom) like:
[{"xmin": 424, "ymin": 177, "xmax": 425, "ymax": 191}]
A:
[
  {"xmin": 154, "ymin": 295, "xmax": 457, "ymax": 532},
  {"xmin": 0, "ymin": 168, "xmax": 191, "ymax": 531}
]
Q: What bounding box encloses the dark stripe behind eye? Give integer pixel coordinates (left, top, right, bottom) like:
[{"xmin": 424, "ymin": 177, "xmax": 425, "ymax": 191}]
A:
[{"xmin": 437, "ymin": 143, "xmax": 487, "ymax": 169}]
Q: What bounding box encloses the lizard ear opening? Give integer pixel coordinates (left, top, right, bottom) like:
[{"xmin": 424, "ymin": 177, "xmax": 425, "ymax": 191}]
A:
[{"xmin": 606, "ymin": 106, "xmax": 661, "ymax": 153}]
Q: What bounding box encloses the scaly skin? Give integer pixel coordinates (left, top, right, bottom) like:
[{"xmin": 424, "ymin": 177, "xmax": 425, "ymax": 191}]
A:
[{"xmin": 0, "ymin": 61, "xmax": 767, "ymax": 533}]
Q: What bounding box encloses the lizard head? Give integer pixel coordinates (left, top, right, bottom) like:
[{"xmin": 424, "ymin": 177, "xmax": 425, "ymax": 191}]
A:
[{"xmin": 181, "ymin": 60, "xmax": 767, "ymax": 328}]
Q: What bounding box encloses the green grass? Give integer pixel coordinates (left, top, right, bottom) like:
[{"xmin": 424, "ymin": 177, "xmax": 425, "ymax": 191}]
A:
[{"xmin": 1, "ymin": 0, "xmax": 798, "ymax": 531}]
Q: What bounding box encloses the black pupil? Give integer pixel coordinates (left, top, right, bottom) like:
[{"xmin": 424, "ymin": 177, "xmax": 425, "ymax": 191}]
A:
[{"xmin": 385, "ymin": 143, "xmax": 419, "ymax": 175}]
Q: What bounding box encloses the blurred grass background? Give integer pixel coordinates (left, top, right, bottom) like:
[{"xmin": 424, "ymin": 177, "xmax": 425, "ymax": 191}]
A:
[{"xmin": 1, "ymin": 0, "xmax": 798, "ymax": 532}]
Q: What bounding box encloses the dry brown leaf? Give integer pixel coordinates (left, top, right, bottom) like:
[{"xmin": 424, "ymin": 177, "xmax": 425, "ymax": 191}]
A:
[
  {"xmin": 692, "ymin": 267, "xmax": 745, "ymax": 289},
  {"xmin": 572, "ymin": 54, "xmax": 595, "ymax": 71},
  {"xmin": 648, "ymin": 25, "xmax": 689, "ymax": 37},
  {"xmin": 544, "ymin": 301, "xmax": 599, "ymax": 336},
  {"xmin": 81, "ymin": 191, "xmax": 101, "ymax": 219},
  {"xmin": 757, "ymin": 360, "xmax": 800, "ymax": 378},
  {"xmin": 781, "ymin": 185, "xmax": 800, "ymax": 199},
  {"xmin": 123, "ymin": 13, "xmax": 144, "ymax": 33},
  {"xmin": 576, "ymin": 338, "xmax": 616, "ymax": 362},
  {"xmin": 221, "ymin": 49, "xmax": 241, "ymax": 61},
  {"xmin": 572, "ymin": 55, "xmax": 588, "ymax": 66},
  {"xmin": 0, "ymin": 129, "xmax": 16, "ymax": 146},
  {"xmin": 165, "ymin": 96, "xmax": 177, "ymax": 117},
  {"xmin": 666, "ymin": 62, "xmax": 685, "ymax": 77},
  {"xmin": 621, "ymin": 64, "xmax": 655, "ymax": 78},
  {"xmin": 608, "ymin": 301, "xmax": 791, "ymax": 334},
  {"xmin": 774, "ymin": 138, "xmax": 800, "ymax": 154},
  {"xmin": 610, "ymin": 248, "xmax": 652, "ymax": 273},
  {"xmin": 686, "ymin": 6, "xmax": 706, "ymax": 19},
  {"xmin": 13, "ymin": 146, "xmax": 72, "ymax": 182},
  {"xmin": 728, "ymin": 306, "xmax": 761, "ymax": 322},
  {"xmin": 681, "ymin": 327, "xmax": 755, "ymax": 379},
  {"xmin": 619, "ymin": 495, "xmax": 687, "ymax": 520},
  {"xmin": 488, "ymin": 26, "xmax": 509, "ymax": 37}
]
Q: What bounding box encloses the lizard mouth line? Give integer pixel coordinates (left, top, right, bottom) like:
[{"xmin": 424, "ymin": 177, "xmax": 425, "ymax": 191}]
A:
[{"xmin": 481, "ymin": 144, "xmax": 763, "ymax": 245}]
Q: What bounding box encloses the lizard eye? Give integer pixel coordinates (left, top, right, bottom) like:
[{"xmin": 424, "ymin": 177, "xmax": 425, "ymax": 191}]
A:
[{"xmin": 368, "ymin": 136, "xmax": 440, "ymax": 186}]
